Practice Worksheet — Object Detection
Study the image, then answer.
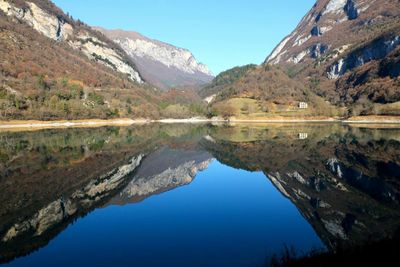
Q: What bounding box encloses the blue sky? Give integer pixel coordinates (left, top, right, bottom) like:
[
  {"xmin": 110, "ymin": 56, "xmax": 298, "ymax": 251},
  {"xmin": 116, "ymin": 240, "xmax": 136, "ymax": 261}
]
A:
[{"xmin": 52, "ymin": 0, "xmax": 315, "ymax": 75}]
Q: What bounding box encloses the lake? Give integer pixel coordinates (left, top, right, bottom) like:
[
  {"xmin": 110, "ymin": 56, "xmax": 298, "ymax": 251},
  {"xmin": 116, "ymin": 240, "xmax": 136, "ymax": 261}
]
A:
[{"xmin": 0, "ymin": 123, "xmax": 399, "ymax": 267}]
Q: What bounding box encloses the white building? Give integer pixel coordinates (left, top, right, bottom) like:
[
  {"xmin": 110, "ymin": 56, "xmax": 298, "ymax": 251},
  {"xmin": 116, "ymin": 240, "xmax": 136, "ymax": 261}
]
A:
[
  {"xmin": 299, "ymin": 102, "xmax": 308, "ymax": 109},
  {"xmin": 299, "ymin": 133, "xmax": 308, "ymax": 140}
]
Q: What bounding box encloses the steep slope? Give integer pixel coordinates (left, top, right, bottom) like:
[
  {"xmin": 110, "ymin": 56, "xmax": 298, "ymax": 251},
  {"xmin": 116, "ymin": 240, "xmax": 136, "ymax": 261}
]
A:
[
  {"xmin": 198, "ymin": 64, "xmax": 257, "ymax": 101},
  {"xmin": 0, "ymin": 0, "xmax": 142, "ymax": 83},
  {"xmin": 265, "ymin": 0, "xmax": 400, "ymax": 115},
  {"xmin": 0, "ymin": 0, "xmax": 172, "ymax": 120},
  {"xmin": 95, "ymin": 27, "xmax": 214, "ymax": 90},
  {"xmin": 265, "ymin": 0, "xmax": 399, "ymax": 66}
]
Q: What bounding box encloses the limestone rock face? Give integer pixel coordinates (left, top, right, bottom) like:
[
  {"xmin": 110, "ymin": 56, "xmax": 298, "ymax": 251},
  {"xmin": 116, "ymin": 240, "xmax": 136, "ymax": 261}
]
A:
[
  {"xmin": 70, "ymin": 33, "xmax": 143, "ymax": 83},
  {"xmin": 0, "ymin": 1, "xmax": 73, "ymax": 41},
  {"xmin": 95, "ymin": 28, "xmax": 214, "ymax": 90},
  {"xmin": 344, "ymin": 0, "xmax": 359, "ymax": 20},
  {"xmin": 265, "ymin": 0, "xmax": 395, "ymax": 67},
  {"xmin": 0, "ymin": 0, "xmax": 142, "ymax": 83},
  {"xmin": 327, "ymin": 34, "xmax": 400, "ymax": 79},
  {"xmin": 260, "ymin": 0, "xmax": 400, "ymax": 106}
]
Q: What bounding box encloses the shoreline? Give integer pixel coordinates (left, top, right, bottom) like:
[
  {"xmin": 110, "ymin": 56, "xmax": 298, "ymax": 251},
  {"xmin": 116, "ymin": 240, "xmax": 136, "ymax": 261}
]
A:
[
  {"xmin": 0, "ymin": 116, "xmax": 400, "ymax": 131},
  {"xmin": 0, "ymin": 119, "xmax": 146, "ymax": 131}
]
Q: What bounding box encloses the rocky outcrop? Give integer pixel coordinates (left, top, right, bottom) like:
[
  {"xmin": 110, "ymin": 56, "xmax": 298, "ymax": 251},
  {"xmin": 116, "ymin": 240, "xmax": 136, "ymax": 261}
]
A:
[
  {"xmin": 95, "ymin": 28, "xmax": 213, "ymax": 89},
  {"xmin": 327, "ymin": 34, "xmax": 400, "ymax": 79},
  {"xmin": 326, "ymin": 158, "xmax": 343, "ymax": 178},
  {"xmin": 344, "ymin": 0, "xmax": 359, "ymax": 20},
  {"xmin": 259, "ymin": 0, "xmax": 400, "ymax": 108},
  {"xmin": 288, "ymin": 50, "xmax": 309, "ymax": 64},
  {"xmin": 327, "ymin": 59, "xmax": 346, "ymax": 79},
  {"xmin": 288, "ymin": 43, "xmax": 329, "ymax": 64},
  {"xmin": 0, "ymin": 0, "xmax": 142, "ymax": 83},
  {"xmin": 69, "ymin": 33, "xmax": 142, "ymax": 82},
  {"xmin": 116, "ymin": 37, "xmax": 212, "ymax": 76},
  {"xmin": 0, "ymin": 1, "xmax": 73, "ymax": 41},
  {"xmin": 311, "ymin": 43, "xmax": 329, "ymax": 59},
  {"xmin": 265, "ymin": 0, "xmax": 390, "ymax": 65},
  {"xmin": 266, "ymin": 32, "xmax": 296, "ymax": 64},
  {"xmin": 311, "ymin": 26, "xmax": 322, "ymax": 37}
]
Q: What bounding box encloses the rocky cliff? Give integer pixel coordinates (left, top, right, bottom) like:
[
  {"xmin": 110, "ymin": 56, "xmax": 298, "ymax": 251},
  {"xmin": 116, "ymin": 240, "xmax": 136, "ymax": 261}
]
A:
[
  {"xmin": 0, "ymin": 0, "xmax": 174, "ymax": 120},
  {"xmin": 265, "ymin": 0, "xmax": 387, "ymax": 65},
  {"xmin": 265, "ymin": 0, "xmax": 400, "ymax": 110},
  {"xmin": 0, "ymin": 0, "xmax": 142, "ymax": 83},
  {"xmin": 95, "ymin": 28, "xmax": 213, "ymax": 90},
  {"xmin": 265, "ymin": 0, "xmax": 400, "ymax": 68}
]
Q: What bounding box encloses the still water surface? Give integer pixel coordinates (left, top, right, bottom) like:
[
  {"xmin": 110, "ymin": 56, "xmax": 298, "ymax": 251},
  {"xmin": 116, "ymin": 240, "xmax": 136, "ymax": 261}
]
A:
[{"xmin": 0, "ymin": 123, "xmax": 399, "ymax": 266}]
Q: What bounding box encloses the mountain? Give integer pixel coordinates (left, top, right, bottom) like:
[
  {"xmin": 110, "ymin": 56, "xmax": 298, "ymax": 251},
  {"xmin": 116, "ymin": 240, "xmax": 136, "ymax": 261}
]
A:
[
  {"xmin": 266, "ymin": 0, "xmax": 399, "ymax": 66},
  {"xmin": 198, "ymin": 64, "xmax": 257, "ymax": 101},
  {"xmin": 206, "ymin": 0, "xmax": 400, "ymax": 118},
  {"xmin": 0, "ymin": 0, "xmax": 142, "ymax": 83},
  {"xmin": 265, "ymin": 0, "xmax": 400, "ymax": 115},
  {"xmin": 204, "ymin": 64, "xmax": 339, "ymax": 119},
  {"xmin": 95, "ymin": 27, "xmax": 214, "ymax": 90},
  {"xmin": 0, "ymin": 0, "xmax": 169, "ymax": 120}
]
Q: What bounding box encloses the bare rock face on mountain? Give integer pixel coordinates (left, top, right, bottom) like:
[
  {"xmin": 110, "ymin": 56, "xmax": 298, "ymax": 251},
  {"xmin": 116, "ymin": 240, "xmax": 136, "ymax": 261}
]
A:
[
  {"xmin": 95, "ymin": 28, "xmax": 214, "ymax": 90},
  {"xmin": 266, "ymin": 0, "xmax": 398, "ymax": 67},
  {"xmin": 264, "ymin": 0, "xmax": 400, "ymax": 112},
  {"xmin": 0, "ymin": 0, "xmax": 142, "ymax": 83}
]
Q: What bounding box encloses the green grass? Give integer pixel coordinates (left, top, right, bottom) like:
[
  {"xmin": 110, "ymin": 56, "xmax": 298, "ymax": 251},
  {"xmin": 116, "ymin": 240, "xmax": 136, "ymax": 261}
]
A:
[{"xmin": 221, "ymin": 98, "xmax": 316, "ymax": 118}]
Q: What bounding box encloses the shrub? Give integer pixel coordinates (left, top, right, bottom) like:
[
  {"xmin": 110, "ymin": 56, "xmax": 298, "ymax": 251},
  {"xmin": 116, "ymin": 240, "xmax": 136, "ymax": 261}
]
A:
[{"xmin": 88, "ymin": 92, "xmax": 105, "ymax": 106}]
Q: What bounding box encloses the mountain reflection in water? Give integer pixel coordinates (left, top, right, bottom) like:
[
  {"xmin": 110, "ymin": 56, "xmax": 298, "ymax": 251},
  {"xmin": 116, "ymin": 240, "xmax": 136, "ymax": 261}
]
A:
[{"xmin": 0, "ymin": 123, "xmax": 399, "ymax": 266}]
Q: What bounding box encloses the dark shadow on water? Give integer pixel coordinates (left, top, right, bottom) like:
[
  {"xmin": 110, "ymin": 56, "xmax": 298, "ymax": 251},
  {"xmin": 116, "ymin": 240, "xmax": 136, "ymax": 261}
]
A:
[{"xmin": 268, "ymin": 228, "xmax": 400, "ymax": 267}]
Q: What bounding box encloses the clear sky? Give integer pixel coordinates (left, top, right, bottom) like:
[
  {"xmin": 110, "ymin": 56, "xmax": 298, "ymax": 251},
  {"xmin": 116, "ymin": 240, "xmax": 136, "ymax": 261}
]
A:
[{"xmin": 52, "ymin": 0, "xmax": 315, "ymax": 75}]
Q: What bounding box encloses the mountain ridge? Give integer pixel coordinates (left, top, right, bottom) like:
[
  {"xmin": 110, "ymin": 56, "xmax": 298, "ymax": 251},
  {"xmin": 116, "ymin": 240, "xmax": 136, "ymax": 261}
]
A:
[
  {"xmin": 0, "ymin": 0, "xmax": 143, "ymax": 83},
  {"xmin": 95, "ymin": 27, "xmax": 214, "ymax": 90}
]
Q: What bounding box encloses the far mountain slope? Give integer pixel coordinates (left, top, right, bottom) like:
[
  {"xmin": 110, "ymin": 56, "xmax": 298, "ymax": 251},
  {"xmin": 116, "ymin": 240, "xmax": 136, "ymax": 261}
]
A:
[
  {"xmin": 95, "ymin": 27, "xmax": 214, "ymax": 90},
  {"xmin": 198, "ymin": 64, "xmax": 257, "ymax": 101}
]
